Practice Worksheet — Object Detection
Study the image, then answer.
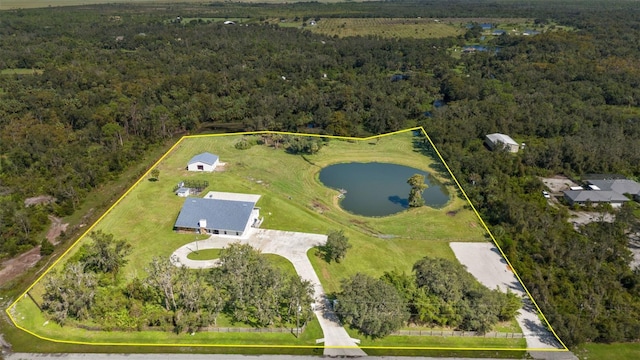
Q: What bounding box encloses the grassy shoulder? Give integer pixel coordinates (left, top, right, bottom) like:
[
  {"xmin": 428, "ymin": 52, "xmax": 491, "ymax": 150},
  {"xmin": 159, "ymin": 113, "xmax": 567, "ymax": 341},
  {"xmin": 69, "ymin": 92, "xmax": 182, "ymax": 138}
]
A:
[
  {"xmin": 9, "ymin": 130, "xmax": 492, "ymax": 347},
  {"xmin": 575, "ymin": 342, "xmax": 640, "ymax": 360},
  {"xmin": 10, "ymin": 298, "xmax": 322, "ymax": 346},
  {"xmin": 344, "ymin": 324, "xmax": 526, "ymax": 349}
]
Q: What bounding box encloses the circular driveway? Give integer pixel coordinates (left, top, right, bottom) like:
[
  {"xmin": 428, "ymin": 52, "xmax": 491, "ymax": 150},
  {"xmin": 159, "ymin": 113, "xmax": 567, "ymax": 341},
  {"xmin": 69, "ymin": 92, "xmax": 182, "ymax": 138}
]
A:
[{"xmin": 171, "ymin": 228, "xmax": 367, "ymax": 357}]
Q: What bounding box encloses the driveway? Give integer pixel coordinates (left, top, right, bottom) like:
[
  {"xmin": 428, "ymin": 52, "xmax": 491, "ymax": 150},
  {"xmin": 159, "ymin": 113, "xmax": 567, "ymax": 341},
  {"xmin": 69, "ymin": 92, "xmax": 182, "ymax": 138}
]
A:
[
  {"xmin": 450, "ymin": 242, "xmax": 564, "ymax": 350},
  {"xmin": 171, "ymin": 229, "xmax": 366, "ymax": 357}
]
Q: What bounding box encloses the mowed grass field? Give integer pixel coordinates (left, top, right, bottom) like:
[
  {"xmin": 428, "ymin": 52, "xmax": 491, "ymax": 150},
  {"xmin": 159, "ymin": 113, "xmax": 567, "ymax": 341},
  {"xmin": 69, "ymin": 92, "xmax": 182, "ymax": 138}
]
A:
[
  {"xmin": 12, "ymin": 130, "xmax": 496, "ymax": 347},
  {"xmin": 575, "ymin": 342, "xmax": 640, "ymax": 360},
  {"xmin": 284, "ymin": 18, "xmax": 463, "ymax": 39}
]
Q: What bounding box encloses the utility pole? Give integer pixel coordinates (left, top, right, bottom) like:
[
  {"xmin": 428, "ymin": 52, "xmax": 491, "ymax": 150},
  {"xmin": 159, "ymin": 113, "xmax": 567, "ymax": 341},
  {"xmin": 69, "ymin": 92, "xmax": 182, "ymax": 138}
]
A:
[{"xmin": 296, "ymin": 301, "xmax": 301, "ymax": 338}]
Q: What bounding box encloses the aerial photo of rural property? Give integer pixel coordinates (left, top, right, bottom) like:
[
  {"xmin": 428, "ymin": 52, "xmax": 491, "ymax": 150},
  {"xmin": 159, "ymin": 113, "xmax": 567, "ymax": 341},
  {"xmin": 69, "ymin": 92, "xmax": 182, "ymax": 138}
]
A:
[{"xmin": 0, "ymin": 1, "xmax": 639, "ymax": 360}]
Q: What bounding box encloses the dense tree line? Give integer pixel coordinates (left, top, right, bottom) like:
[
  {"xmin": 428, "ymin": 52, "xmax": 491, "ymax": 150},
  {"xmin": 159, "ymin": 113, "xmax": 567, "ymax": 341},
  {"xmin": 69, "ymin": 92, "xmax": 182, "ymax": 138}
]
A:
[
  {"xmin": 0, "ymin": 4, "xmax": 454, "ymax": 259},
  {"xmin": 417, "ymin": 7, "xmax": 640, "ymax": 345},
  {"xmin": 42, "ymin": 238, "xmax": 314, "ymax": 332},
  {"xmin": 335, "ymin": 257, "xmax": 521, "ymax": 338}
]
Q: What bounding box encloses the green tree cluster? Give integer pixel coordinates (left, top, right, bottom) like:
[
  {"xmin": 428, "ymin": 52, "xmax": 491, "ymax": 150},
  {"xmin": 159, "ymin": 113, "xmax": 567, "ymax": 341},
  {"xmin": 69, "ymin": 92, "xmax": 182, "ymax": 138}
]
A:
[
  {"xmin": 322, "ymin": 229, "xmax": 351, "ymax": 263},
  {"xmin": 42, "ymin": 240, "xmax": 314, "ymax": 333},
  {"xmin": 407, "ymin": 174, "xmax": 428, "ymax": 207},
  {"xmin": 336, "ymin": 257, "xmax": 521, "ymax": 338},
  {"xmin": 336, "ymin": 273, "xmax": 409, "ymax": 338}
]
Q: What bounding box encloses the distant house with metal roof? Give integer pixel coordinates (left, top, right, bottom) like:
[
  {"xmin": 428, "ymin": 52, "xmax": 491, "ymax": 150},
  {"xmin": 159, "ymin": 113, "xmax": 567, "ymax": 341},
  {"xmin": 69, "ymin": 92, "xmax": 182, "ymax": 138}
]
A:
[
  {"xmin": 563, "ymin": 190, "xmax": 630, "ymax": 208},
  {"xmin": 563, "ymin": 177, "xmax": 640, "ymax": 208},
  {"xmin": 174, "ymin": 192, "xmax": 261, "ymax": 236},
  {"xmin": 586, "ymin": 179, "xmax": 640, "ymax": 202},
  {"xmin": 485, "ymin": 133, "xmax": 520, "ymax": 153},
  {"xmin": 187, "ymin": 152, "xmax": 219, "ymax": 172}
]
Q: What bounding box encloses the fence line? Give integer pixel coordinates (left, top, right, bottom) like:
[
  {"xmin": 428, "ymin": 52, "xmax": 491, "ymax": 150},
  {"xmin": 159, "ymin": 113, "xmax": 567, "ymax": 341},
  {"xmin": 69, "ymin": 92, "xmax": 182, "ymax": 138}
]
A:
[
  {"xmin": 74, "ymin": 322, "xmax": 306, "ymax": 334},
  {"xmin": 392, "ymin": 329, "xmax": 524, "ymax": 338}
]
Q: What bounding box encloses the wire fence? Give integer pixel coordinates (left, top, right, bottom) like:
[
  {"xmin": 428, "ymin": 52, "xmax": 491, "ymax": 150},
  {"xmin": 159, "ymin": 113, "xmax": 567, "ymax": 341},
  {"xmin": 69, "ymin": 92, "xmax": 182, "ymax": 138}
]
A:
[
  {"xmin": 74, "ymin": 322, "xmax": 306, "ymax": 335},
  {"xmin": 392, "ymin": 329, "xmax": 524, "ymax": 338}
]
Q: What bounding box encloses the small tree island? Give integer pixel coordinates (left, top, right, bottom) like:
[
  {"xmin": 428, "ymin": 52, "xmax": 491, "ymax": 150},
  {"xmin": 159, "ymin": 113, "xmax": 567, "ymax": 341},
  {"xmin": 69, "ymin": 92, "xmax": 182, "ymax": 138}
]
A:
[{"xmin": 407, "ymin": 174, "xmax": 428, "ymax": 207}]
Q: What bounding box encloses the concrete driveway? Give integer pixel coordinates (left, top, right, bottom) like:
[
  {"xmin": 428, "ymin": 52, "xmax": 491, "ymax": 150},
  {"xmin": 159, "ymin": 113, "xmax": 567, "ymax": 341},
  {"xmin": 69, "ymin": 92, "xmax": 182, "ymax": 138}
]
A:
[
  {"xmin": 171, "ymin": 229, "xmax": 366, "ymax": 357},
  {"xmin": 450, "ymin": 242, "xmax": 564, "ymax": 350}
]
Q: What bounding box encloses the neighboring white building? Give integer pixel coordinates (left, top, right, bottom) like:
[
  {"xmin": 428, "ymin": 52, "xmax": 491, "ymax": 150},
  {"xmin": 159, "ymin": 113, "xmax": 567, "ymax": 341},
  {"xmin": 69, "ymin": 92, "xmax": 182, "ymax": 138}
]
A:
[
  {"xmin": 187, "ymin": 152, "xmax": 219, "ymax": 172},
  {"xmin": 485, "ymin": 133, "xmax": 520, "ymax": 153},
  {"xmin": 175, "ymin": 187, "xmax": 191, "ymax": 197}
]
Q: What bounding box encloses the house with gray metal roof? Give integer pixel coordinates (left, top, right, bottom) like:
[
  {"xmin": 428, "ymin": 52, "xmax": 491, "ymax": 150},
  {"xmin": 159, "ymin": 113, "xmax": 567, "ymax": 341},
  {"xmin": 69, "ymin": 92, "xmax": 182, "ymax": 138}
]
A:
[
  {"xmin": 187, "ymin": 152, "xmax": 219, "ymax": 172},
  {"xmin": 563, "ymin": 189, "xmax": 631, "ymax": 208},
  {"xmin": 586, "ymin": 179, "xmax": 640, "ymax": 201},
  {"xmin": 485, "ymin": 133, "xmax": 520, "ymax": 153},
  {"xmin": 174, "ymin": 195, "xmax": 260, "ymax": 236}
]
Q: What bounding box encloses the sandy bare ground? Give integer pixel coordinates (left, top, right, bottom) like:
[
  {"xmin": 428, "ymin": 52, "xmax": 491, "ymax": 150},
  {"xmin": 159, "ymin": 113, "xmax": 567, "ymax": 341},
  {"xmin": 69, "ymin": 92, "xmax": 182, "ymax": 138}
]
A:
[
  {"xmin": 450, "ymin": 242, "xmax": 563, "ymax": 350},
  {"xmin": 540, "ymin": 176, "xmax": 579, "ymax": 194},
  {"xmin": 629, "ymin": 235, "xmax": 640, "ymax": 269},
  {"xmin": 0, "ymin": 216, "xmax": 68, "ymax": 286},
  {"xmin": 0, "ymin": 247, "xmax": 41, "ymax": 286},
  {"xmin": 46, "ymin": 215, "xmax": 69, "ymax": 245}
]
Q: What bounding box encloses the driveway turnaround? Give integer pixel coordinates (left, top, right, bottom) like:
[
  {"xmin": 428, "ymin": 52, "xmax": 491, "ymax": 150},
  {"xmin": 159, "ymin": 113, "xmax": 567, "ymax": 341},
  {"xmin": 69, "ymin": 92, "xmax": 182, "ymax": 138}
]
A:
[
  {"xmin": 171, "ymin": 229, "xmax": 367, "ymax": 357},
  {"xmin": 449, "ymin": 242, "xmax": 563, "ymax": 350}
]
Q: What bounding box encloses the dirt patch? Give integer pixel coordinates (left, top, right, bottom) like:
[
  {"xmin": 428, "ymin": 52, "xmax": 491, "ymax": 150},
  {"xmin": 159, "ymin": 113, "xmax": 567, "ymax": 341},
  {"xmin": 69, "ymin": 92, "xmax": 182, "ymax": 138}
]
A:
[
  {"xmin": 446, "ymin": 210, "xmax": 459, "ymax": 217},
  {"xmin": 0, "ymin": 247, "xmax": 41, "ymax": 286},
  {"xmin": 46, "ymin": 215, "xmax": 69, "ymax": 245},
  {"xmin": 541, "ymin": 175, "xmax": 579, "ymax": 194},
  {"xmin": 630, "ymin": 235, "xmax": 640, "ymax": 269},
  {"xmin": 568, "ymin": 211, "xmax": 614, "ymax": 230},
  {"xmin": 350, "ymin": 219, "xmax": 367, "ymax": 225},
  {"xmin": 24, "ymin": 195, "xmax": 55, "ymax": 207},
  {"xmin": 310, "ymin": 199, "xmax": 330, "ymax": 213}
]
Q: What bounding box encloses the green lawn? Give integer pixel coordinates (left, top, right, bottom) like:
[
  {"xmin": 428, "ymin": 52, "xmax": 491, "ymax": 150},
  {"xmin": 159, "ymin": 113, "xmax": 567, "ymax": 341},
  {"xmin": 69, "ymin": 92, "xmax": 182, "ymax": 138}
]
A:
[
  {"xmin": 575, "ymin": 342, "xmax": 640, "ymax": 360},
  {"xmin": 11, "ymin": 298, "xmax": 323, "ymax": 347},
  {"xmin": 9, "ymin": 130, "xmax": 502, "ymax": 349},
  {"xmin": 343, "ymin": 325, "xmax": 526, "ymax": 349},
  {"xmin": 187, "ymin": 249, "xmax": 221, "ymax": 260}
]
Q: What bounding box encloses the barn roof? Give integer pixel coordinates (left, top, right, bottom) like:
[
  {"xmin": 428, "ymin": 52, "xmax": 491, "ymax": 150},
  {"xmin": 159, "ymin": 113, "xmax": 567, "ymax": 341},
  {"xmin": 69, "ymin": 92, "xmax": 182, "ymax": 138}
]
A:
[{"xmin": 188, "ymin": 152, "xmax": 219, "ymax": 166}]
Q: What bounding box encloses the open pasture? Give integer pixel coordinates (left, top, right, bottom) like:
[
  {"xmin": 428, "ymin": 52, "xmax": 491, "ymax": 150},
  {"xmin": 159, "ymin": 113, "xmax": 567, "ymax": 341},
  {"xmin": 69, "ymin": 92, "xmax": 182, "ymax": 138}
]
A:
[{"xmin": 300, "ymin": 18, "xmax": 462, "ymax": 39}]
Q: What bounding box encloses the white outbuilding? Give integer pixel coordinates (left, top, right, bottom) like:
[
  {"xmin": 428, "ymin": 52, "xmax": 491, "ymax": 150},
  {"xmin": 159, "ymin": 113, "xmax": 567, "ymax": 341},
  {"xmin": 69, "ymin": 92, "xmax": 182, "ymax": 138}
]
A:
[
  {"xmin": 187, "ymin": 152, "xmax": 219, "ymax": 172},
  {"xmin": 485, "ymin": 133, "xmax": 520, "ymax": 153}
]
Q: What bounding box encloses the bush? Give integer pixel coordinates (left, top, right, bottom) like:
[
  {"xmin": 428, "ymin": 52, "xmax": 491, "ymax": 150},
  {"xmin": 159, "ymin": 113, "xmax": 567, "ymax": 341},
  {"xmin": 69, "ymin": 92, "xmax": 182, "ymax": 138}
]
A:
[
  {"xmin": 234, "ymin": 137, "xmax": 256, "ymax": 150},
  {"xmin": 40, "ymin": 238, "xmax": 54, "ymax": 256}
]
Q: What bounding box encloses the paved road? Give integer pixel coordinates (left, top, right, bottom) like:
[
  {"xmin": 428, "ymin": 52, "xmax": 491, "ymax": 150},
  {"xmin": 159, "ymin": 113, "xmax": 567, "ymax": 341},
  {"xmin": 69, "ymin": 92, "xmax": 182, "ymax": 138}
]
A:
[
  {"xmin": 450, "ymin": 242, "xmax": 564, "ymax": 350},
  {"xmin": 171, "ymin": 229, "xmax": 367, "ymax": 357},
  {"xmin": 4, "ymin": 354, "xmax": 535, "ymax": 360}
]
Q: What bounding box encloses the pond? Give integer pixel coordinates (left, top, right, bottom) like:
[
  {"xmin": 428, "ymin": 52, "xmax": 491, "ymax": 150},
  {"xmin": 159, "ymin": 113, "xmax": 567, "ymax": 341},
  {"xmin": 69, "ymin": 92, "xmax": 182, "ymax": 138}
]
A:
[{"xmin": 318, "ymin": 162, "xmax": 449, "ymax": 217}]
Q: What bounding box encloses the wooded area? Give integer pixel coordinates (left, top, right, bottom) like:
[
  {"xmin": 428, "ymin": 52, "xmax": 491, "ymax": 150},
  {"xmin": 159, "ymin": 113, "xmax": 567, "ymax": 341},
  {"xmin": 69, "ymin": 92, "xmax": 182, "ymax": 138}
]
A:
[
  {"xmin": 1, "ymin": 0, "xmax": 639, "ymax": 347},
  {"xmin": 42, "ymin": 234, "xmax": 314, "ymax": 332}
]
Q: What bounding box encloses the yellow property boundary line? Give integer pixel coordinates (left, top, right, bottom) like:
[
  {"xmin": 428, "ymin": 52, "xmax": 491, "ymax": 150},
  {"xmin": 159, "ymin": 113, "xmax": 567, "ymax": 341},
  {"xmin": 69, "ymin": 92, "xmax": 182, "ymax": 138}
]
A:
[{"xmin": 5, "ymin": 127, "xmax": 569, "ymax": 352}]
